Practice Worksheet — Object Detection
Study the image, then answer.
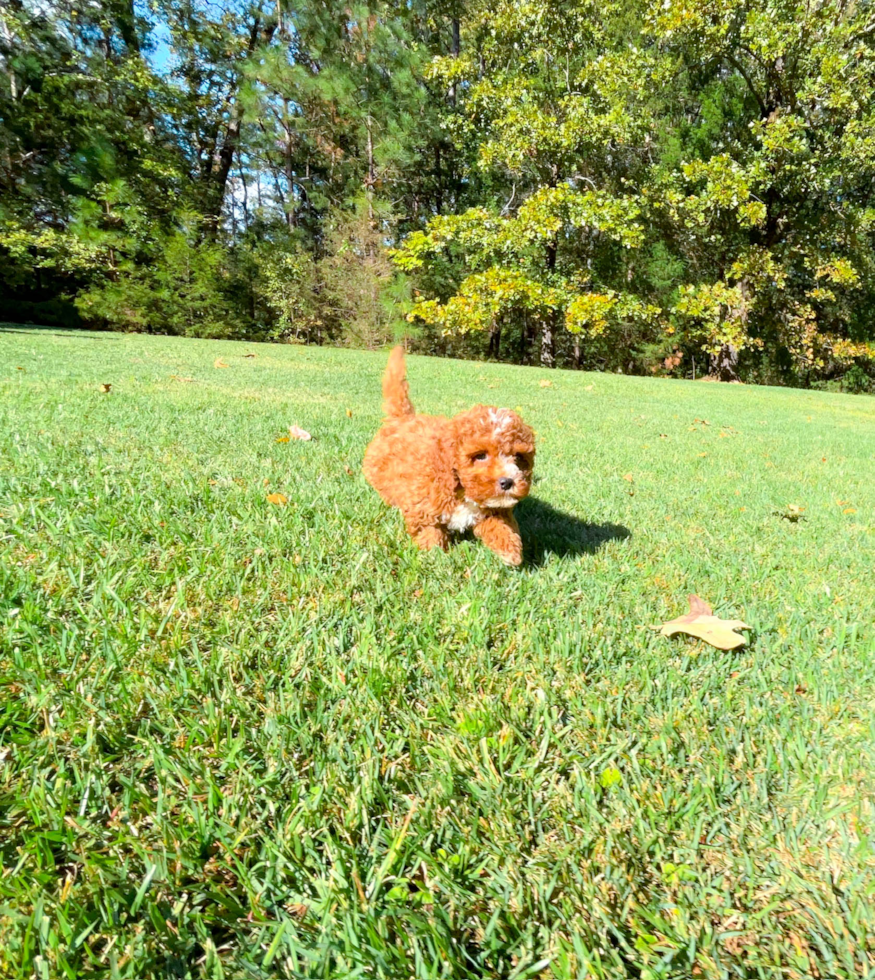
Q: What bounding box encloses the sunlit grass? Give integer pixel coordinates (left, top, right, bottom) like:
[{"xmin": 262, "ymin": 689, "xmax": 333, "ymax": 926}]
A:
[{"xmin": 1, "ymin": 326, "xmax": 874, "ymax": 979}]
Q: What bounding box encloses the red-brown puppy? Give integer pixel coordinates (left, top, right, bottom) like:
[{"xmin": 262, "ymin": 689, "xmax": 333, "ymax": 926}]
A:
[{"xmin": 363, "ymin": 347, "xmax": 535, "ymax": 565}]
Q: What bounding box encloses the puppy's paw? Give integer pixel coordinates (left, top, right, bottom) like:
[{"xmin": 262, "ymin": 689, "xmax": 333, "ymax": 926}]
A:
[
  {"xmin": 475, "ymin": 513, "xmax": 523, "ymax": 567},
  {"xmin": 411, "ymin": 525, "xmax": 449, "ymax": 551}
]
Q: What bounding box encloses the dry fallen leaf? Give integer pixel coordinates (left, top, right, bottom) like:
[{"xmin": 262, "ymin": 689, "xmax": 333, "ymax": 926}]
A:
[
  {"xmin": 16, "ymin": 366, "xmax": 25, "ymax": 371},
  {"xmin": 266, "ymin": 493, "xmax": 288, "ymax": 506},
  {"xmin": 657, "ymin": 594, "xmax": 750, "ymax": 650},
  {"xmin": 623, "ymin": 473, "xmax": 634, "ymax": 482},
  {"xmin": 100, "ymin": 383, "xmax": 112, "ymax": 393},
  {"xmin": 243, "ymin": 352, "xmax": 256, "ymax": 358},
  {"xmin": 344, "ymin": 465, "xmax": 353, "ymax": 475},
  {"xmin": 287, "ymin": 425, "xmax": 312, "ymax": 441},
  {"xmin": 214, "ymin": 357, "xmax": 229, "ymax": 369},
  {"xmin": 539, "ymin": 379, "xmax": 554, "ymax": 388},
  {"xmin": 276, "ymin": 435, "xmax": 290, "ymax": 443},
  {"xmin": 776, "ymin": 503, "xmax": 805, "ymax": 522},
  {"xmin": 346, "ymin": 408, "xmax": 353, "ymax": 418},
  {"xmin": 843, "ymin": 508, "xmax": 857, "ymax": 514},
  {"xmin": 170, "ymin": 375, "xmax": 196, "ymax": 383}
]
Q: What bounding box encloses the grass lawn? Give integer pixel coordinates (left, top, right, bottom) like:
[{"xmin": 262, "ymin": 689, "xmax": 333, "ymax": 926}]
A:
[{"xmin": 1, "ymin": 325, "xmax": 874, "ymax": 980}]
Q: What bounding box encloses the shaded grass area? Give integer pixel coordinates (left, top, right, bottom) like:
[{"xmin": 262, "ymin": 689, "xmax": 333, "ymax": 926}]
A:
[{"xmin": 1, "ymin": 326, "xmax": 874, "ymax": 979}]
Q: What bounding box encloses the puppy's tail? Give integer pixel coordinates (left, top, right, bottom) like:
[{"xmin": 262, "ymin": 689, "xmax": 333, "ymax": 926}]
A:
[{"xmin": 381, "ymin": 345, "xmax": 415, "ymax": 418}]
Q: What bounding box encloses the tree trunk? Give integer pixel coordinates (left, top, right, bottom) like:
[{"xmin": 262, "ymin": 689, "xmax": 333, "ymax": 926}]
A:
[
  {"xmin": 449, "ymin": 17, "xmax": 460, "ymax": 105},
  {"xmin": 710, "ymin": 344, "xmax": 740, "ymax": 382},
  {"xmin": 487, "ymin": 321, "xmax": 501, "ymax": 359},
  {"xmin": 205, "ymin": 17, "xmax": 275, "ymax": 235},
  {"xmin": 540, "ymin": 238, "xmax": 557, "ymax": 367},
  {"xmin": 572, "ymin": 333, "xmax": 581, "ymax": 368},
  {"xmin": 434, "ymin": 143, "xmax": 443, "ymax": 214},
  {"xmin": 366, "ymin": 116, "xmax": 375, "ymax": 229},
  {"xmin": 539, "ymin": 317, "xmax": 555, "ymax": 367}
]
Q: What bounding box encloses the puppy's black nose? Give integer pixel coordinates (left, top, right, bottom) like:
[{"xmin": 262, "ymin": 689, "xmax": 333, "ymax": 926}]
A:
[{"xmin": 499, "ymin": 477, "xmax": 514, "ymax": 492}]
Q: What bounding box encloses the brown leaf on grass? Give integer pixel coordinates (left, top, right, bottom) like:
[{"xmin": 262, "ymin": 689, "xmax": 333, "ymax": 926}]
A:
[
  {"xmin": 287, "ymin": 424, "xmax": 312, "ymax": 441},
  {"xmin": 843, "ymin": 508, "xmax": 857, "ymax": 514},
  {"xmin": 100, "ymin": 383, "xmax": 112, "ymax": 393},
  {"xmin": 243, "ymin": 352, "xmax": 256, "ymax": 358},
  {"xmin": 214, "ymin": 357, "xmax": 229, "ymax": 369},
  {"xmin": 656, "ymin": 594, "xmax": 750, "ymax": 650},
  {"xmin": 623, "ymin": 473, "xmax": 634, "ymax": 482},
  {"xmin": 539, "ymin": 379, "xmax": 554, "ymax": 388},
  {"xmin": 16, "ymin": 366, "xmax": 25, "ymax": 371},
  {"xmin": 170, "ymin": 375, "xmax": 196, "ymax": 383},
  {"xmin": 276, "ymin": 435, "xmax": 290, "ymax": 443},
  {"xmin": 266, "ymin": 493, "xmax": 288, "ymax": 506},
  {"xmin": 346, "ymin": 408, "xmax": 353, "ymax": 417}
]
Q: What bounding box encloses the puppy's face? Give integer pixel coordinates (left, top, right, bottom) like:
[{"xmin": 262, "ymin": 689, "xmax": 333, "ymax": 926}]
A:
[{"xmin": 453, "ymin": 406, "xmax": 535, "ymax": 508}]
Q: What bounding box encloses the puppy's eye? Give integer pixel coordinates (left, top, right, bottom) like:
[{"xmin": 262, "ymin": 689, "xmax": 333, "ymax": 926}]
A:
[
  {"xmin": 515, "ymin": 453, "xmax": 531, "ymax": 469},
  {"xmin": 472, "ymin": 451, "xmax": 488, "ymax": 462}
]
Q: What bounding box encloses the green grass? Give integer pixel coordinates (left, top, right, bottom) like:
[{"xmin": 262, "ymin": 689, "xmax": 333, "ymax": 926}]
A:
[{"xmin": 1, "ymin": 325, "xmax": 874, "ymax": 980}]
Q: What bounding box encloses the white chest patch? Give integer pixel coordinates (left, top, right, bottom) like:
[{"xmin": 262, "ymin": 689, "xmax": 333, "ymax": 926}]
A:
[{"xmin": 446, "ymin": 499, "xmax": 483, "ymax": 532}]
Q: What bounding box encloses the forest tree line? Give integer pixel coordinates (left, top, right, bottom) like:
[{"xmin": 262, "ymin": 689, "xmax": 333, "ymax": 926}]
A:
[{"xmin": 3, "ymin": 0, "xmax": 875, "ymax": 386}]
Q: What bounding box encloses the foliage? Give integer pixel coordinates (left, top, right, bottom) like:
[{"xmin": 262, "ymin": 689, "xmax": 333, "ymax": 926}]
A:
[{"xmin": 3, "ymin": 0, "xmax": 875, "ymax": 383}]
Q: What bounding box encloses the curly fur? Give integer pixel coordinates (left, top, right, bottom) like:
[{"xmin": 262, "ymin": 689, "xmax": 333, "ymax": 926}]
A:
[{"xmin": 363, "ymin": 347, "xmax": 535, "ymax": 565}]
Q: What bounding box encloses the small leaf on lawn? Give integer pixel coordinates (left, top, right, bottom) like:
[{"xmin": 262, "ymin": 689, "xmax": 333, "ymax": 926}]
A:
[
  {"xmin": 288, "ymin": 425, "xmax": 312, "ymax": 440},
  {"xmin": 214, "ymin": 357, "xmax": 229, "ymax": 368},
  {"xmin": 243, "ymin": 352, "xmax": 256, "ymax": 358},
  {"xmin": 656, "ymin": 594, "xmax": 750, "ymax": 650},
  {"xmin": 776, "ymin": 503, "xmax": 805, "ymax": 522},
  {"xmin": 100, "ymin": 383, "xmax": 112, "ymax": 393},
  {"xmin": 600, "ymin": 766, "xmax": 622, "ymax": 789},
  {"xmin": 623, "ymin": 473, "xmax": 634, "ymax": 482},
  {"xmin": 843, "ymin": 507, "xmax": 857, "ymax": 514},
  {"xmin": 539, "ymin": 379, "xmax": 553, "ymax": 388},
  {"xmin": 266, "ymin": 493, "xmax": 288, "ymax": 506},
  {"xmin": 276, "ymin": 435, "xmax": 290, "ymax": 443},
  {"xmin": 346, "ymin": 408, "xmax": 353, "ymax": 417}
]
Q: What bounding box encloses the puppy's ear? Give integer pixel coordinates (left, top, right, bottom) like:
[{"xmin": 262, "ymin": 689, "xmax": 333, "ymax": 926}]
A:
[{"xmin": 448, "ymin": 419, "xmax": 465, "ymax": 488}]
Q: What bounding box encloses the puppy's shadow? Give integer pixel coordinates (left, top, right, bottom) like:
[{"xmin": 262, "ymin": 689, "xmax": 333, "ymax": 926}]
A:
[{"xmin": 516, "ymin": 497, "xmax": 631, "ymax": 567}]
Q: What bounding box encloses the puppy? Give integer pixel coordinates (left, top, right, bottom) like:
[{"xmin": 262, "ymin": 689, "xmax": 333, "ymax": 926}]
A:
[{"xmin": 363, "ymin": 347, "xmax": 535, "ymax": 565}]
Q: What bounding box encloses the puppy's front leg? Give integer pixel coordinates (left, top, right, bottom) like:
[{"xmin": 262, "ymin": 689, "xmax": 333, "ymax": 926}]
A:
[
  {"xmin": 474, "ymin": 511, "xmax": 523, "ymax": 566},
  {"xmin": 407, "ymin": 521, "xmax": 449, "ymax": 552}
]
